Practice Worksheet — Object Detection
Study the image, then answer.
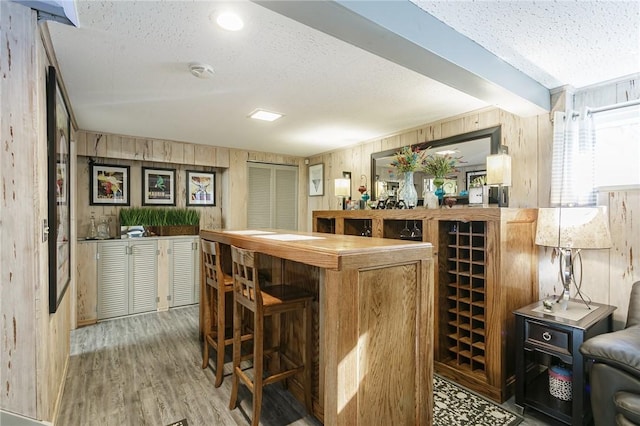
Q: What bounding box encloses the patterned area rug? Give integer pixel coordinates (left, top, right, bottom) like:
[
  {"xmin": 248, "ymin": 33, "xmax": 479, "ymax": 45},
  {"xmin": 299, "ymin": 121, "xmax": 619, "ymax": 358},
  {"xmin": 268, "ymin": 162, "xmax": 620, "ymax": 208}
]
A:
[
  {"xmin": 166, "ymin": 420, "xmax": 188, "ymax": 426},
  {"xmin": 434, "ymin": 375, "xmax": 523, "ymax": 426}
]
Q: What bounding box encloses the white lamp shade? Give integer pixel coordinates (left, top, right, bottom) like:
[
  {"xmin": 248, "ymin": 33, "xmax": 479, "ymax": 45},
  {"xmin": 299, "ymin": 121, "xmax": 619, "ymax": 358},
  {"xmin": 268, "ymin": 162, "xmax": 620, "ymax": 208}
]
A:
[
  {"xmin": 334, "ymin": 178, "xmax": 351, "ymax": 197},
  {"xmin": 535, "ymin": 206, "xmax": 612, "ymax": 249},
  {"xmin": 486, "ymin": 153, "xmax": 512, "ymax": 186}
]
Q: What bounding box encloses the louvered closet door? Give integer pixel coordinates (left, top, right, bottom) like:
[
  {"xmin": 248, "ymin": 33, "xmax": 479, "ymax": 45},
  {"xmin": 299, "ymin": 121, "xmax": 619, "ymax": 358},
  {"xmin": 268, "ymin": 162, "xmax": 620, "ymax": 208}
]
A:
[
  {"xmin": 97, "ymin": 241, "xmax": 129, "ymax": 320},
  {"xmin": 170, "ymin": 238, "xmax": 196, "ymax": 307},
  {"xmin": 248, "ymin": 165, "xmax": 272, "ymax": 229},
  {"xmin": 275, "ymin": 167, "xmax": 297, "ymax": 230},
  {"xmin": 129, "ymin": 240, "xmax": 158, "ymax": 314},
  {"xmin": 248, "ymin": 163, "xmax": 298, "ymax": 230}
]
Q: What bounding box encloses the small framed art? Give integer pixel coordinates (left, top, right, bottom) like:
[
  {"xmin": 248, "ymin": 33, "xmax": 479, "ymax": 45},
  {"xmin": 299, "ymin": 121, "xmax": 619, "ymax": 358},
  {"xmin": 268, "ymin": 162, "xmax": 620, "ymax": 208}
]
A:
[
  {"xmin": 142, "ymin": 167, "xmax": 176, "ymax": 205},
  {"xmin": 308, "ymin": 163, "xmax": 324, "ymax": 196},
  {"xmin": 90, "ymin": 163, "xmax": 130, "ymax": 206},
  {"xmin": 186, "ymin": 170, "xmax": 216, "ymax": 206},
  {"xmin": 466, "ymin": 170, "xmax": 487, "ymax": 190}
]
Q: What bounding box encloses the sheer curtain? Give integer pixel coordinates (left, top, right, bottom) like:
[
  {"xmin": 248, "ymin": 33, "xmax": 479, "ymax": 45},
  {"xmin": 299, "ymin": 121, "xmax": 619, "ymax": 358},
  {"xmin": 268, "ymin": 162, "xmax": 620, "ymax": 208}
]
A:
[{"xmin": 550, "ymin": 111, "xmax": 597, "ymax": 206}]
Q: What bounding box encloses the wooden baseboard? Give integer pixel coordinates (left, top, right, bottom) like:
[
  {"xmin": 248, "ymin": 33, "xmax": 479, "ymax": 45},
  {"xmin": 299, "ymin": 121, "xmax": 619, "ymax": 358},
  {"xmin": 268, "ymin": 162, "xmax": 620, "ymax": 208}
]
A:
[
  {"xmin": 76, "ymin": 319, "xmax": 97, "ymax": 327},
  {"xmin": 50, "ymin": 354, "xmax": 70, "ymax": 425}
]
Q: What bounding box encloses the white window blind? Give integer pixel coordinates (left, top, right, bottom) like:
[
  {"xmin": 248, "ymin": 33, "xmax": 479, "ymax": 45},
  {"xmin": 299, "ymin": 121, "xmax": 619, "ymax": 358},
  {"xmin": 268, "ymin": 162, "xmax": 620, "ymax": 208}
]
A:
[{"xmin": 248, "ymin": 163, "xmax": 298, "ymax": 230}]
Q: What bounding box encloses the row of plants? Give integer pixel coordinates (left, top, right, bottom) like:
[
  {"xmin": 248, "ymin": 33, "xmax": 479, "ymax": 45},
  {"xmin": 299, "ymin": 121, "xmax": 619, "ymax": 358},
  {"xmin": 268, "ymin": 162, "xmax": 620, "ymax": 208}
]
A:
[{"xmin": 119, "ymin": 207, "xmax": 200, "ymax": 227}]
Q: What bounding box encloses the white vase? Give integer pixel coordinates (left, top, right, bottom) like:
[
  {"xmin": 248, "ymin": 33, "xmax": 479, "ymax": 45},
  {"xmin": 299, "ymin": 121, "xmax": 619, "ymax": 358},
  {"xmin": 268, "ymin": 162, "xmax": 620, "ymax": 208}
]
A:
[
  {"xmin": 398, "ymin": 171, "xmax": 418, "ymax": 208},
  {"xmin": 423, "ymin": 188, "xmax": 439, "ymax": 209}
]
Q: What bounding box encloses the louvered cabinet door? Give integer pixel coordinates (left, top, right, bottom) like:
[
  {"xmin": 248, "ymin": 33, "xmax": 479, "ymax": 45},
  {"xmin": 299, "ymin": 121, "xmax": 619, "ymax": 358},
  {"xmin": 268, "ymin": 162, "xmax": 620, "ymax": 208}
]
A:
[
  {"xmin": 129, "ymin": 240, "xmax": 158, "ymax": 314},
  {"xmin": 97, "ymin": 241, "xmax": 129, "ymax": 320},
  {"xmin": 170, "ymin": 238, "xmax": 197, "ymax": 307}
]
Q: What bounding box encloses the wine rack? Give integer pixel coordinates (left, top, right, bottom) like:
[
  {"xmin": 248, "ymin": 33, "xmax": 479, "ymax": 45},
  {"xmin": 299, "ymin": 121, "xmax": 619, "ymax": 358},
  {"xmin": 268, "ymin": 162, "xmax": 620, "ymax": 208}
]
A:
[{"xmin": 443, "ymin": 220, "xmax": 487, "ymax": 376}]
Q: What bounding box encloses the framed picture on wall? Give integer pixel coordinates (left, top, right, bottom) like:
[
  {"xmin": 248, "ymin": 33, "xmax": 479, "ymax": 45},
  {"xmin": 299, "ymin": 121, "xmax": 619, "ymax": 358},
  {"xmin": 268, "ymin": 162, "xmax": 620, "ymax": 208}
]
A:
[
  {"xmin": 56, "ymin": 162, "xmax": 67, "ymax": 204},
  {"xmin": 466, "ymin": 170, "xmax": 487, "ymax": 190},
  {"xmin": 186, "ymin": 170, "xmax": 216, "ymax": 206},
  {"xmin": 308, "ymin": 163, "xmax": 324, "ymax": 196},
  {"xmin": 90, "ymin": 163, "xmax": 130, "ymax": 205},
  {"xmin": 142, "ymin": 167, "xmax": 176, "ymax": 205},
  {"xmin": 46, "ymin": 66, "xmax": 71, "ymax": 313}
]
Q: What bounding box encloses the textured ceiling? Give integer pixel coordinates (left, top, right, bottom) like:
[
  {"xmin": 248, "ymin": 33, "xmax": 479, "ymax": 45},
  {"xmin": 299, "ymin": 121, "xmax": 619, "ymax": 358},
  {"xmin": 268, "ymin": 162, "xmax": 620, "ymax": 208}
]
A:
[
  {"xmin": 411, "ymin": 0, "xmax": 640, "ymax": 89},
  {"xmin": 46, "ymin": 1, "xmax": 639, "ymax": 158}
]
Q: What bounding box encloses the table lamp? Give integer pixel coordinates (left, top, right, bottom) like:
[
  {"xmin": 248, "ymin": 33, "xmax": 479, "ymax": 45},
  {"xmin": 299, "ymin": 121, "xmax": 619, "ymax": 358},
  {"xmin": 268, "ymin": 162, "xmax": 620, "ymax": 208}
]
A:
[
  {"xmin": 486, "ymin": 151, "xmax": 511, "ymax": 207},
  {"xmin": 334, "ymin": 178, "xmax": 350, "ymax": 210},
  {"xmin": 535, "ymin": 206, "xmax": 612, "ymax": 310}
]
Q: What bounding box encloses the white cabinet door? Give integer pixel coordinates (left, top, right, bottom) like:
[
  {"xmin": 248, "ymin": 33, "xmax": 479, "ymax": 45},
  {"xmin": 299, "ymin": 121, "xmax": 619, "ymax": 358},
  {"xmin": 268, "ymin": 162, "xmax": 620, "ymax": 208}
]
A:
[
  {"xmin": 129, "ymin": 240, "xmax": 158, "ymax": 314},
  {"xmin": 97, "ymin": 240, "xmax": 158, "ymax": 319},
  {"xmin": 170, "ymin": 237, "xmax": 198, "ymax": 307},
  {"xmin": 97, "ymin": 241, "xmax": 129, "ymax": 320}
]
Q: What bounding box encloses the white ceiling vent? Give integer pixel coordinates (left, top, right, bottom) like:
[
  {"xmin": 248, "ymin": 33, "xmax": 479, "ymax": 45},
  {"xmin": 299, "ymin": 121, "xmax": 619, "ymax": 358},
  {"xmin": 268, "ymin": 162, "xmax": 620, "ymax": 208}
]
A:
[{"xmin": 188, "ymin": 63, "xmax": 214, "ymax": 79}]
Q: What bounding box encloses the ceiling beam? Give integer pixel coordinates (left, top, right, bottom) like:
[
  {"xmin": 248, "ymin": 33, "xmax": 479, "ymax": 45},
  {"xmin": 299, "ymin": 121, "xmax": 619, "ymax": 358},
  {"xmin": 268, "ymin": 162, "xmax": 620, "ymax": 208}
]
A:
[{"xmin": 255, "ymin": 0, "xmax": 550, "ymax": 116}]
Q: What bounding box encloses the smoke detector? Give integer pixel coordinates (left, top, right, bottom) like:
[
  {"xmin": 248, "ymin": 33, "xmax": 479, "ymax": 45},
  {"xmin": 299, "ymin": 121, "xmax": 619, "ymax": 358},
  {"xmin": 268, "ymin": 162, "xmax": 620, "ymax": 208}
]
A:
[{"xmin": 188, "ymin": 63, "xmax": 214, "ymax": 79}]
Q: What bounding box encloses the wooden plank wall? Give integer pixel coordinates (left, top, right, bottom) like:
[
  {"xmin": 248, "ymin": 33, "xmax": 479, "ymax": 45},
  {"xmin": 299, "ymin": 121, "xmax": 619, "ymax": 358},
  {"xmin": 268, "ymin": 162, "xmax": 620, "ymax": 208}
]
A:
[
  {"xmin": 305, "ymin": 106, "xmax": 548, "ymax": 231},
  {"xmin": 75, "ymin": 131, "xmax": 229, "ymax": 237},
  {"xmin": 75, "ymin": 132, "xmax": 306, "ymax": 233},
  {"xmin": 1, "ymin": 3, "xmax": 71, "ymax": 422}
]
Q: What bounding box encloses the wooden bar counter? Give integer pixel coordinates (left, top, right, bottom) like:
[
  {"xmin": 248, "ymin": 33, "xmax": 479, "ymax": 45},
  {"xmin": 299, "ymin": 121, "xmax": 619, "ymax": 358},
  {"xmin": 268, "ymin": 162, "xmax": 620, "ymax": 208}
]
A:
[{"xmin": 199, "ymin": 229, "xmax": 434, "ymax": 425}]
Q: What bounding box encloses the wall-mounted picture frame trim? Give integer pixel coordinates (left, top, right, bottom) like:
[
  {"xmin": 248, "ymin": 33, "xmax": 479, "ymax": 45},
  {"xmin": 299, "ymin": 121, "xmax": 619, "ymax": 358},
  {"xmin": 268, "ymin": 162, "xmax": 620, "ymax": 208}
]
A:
[
  {"xmin": 186, "ymin": 170, "xmax": 216, "ymax": 206},
  {"xmin": 47, "ymin": 66, "xmax": 71, "ymax": 313},
  {"xmin": 466, "ymin": 170, "xmax": 487, "ymax": 191},
  {"xmin": 142, "ymin": 167, "xmax": 176, "ymax": 206},
  {"xmin": 90, "ymin": 163, "xmax": 130, "ymax": 206},
  {"xmin": 308, "ymin": 163, "xmax": 324, "ymax": 196}
]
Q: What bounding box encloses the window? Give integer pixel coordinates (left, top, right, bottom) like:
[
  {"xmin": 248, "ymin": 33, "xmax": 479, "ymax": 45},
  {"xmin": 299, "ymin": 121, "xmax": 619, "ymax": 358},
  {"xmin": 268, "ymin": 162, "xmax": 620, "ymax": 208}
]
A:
[
  {"xmin": 247, "ymin": 163, "xmax": 298, "ymax": 230},
  {"xmin": 593, "ymin": 105, "xmax": 640, "ymax": 190},
  {"xmin": 550, "ymin": 103, "xmax": 640, "ymax": 206}
]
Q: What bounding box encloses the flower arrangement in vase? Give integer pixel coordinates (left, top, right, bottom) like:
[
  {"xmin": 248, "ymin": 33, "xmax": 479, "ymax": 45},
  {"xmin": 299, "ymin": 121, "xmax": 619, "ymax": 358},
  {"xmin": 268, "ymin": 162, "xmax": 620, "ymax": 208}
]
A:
[
  {"xmin": 421, "ymin": 150, "xmax": 462, "ymax": 181},
  {"xmin": 390, "ymin": 146, "xmax": 426, "ymax": 173},
  {"xmin": 390, "ymin": 146, "xmax": 426, "ymax": 208},
  {"xmin": 421, "ymin": 150, "xmax": 463, "ymax": 201}
]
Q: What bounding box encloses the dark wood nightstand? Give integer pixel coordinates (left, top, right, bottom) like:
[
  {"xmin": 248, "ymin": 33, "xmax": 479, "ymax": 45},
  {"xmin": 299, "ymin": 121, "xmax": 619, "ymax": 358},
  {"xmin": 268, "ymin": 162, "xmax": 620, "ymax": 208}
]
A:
[{"xmin": 514, "ymin": 299, "xmax": 616, "ymax": 426}]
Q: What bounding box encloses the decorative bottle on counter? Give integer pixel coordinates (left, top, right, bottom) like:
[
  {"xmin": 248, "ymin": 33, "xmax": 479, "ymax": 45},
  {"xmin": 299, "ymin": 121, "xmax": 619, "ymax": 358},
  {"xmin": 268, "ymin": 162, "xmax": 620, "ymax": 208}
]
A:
[{"xmin": 88, "ymin": 214, "xmax": 98, "ymax": 239}]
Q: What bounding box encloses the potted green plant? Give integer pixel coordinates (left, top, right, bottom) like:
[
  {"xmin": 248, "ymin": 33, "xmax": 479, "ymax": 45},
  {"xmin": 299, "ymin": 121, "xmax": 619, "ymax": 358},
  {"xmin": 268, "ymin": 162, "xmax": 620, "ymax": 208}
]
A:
[
  {"xmin": 119, "ymin": 207, "xmax": 200, "ymax": 238},
  {"xmin": 421, "ymin": 150, "xmax": 461, "ymax": 187}
]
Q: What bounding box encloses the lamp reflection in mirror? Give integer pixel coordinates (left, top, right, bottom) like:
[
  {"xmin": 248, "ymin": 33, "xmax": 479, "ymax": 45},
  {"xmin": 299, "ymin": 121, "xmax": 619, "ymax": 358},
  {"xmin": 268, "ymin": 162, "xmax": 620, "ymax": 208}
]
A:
[
  {"xmin": 486, "ymin": 151, "xmax": 511, "ymax": 207},
  {"xmin": 334, "ymin": 178, "xmax": 350, "ymax": 210},
  {"xmin": 535, "ymin": 206, "xmax": 612, "ymax": 310}
]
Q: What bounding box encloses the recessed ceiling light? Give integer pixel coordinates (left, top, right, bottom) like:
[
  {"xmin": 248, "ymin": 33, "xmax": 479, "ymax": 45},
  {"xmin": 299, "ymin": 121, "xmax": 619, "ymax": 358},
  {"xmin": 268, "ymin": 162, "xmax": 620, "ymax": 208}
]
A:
[
  {"xmin": 436, "ymin": 149, "xmax": 458, "ymax": 155},
  {"xmin": 216, "ymin": 12, "xmax": 244, "ymax": 31},
  {"xmin": 249, "ymin": 109, "xmax": 283, "ymax": 122}
]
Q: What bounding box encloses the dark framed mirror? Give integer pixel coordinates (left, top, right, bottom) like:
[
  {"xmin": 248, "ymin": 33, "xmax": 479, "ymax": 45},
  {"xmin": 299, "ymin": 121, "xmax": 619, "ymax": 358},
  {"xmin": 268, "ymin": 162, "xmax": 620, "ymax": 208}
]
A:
[{"xmin": 371, "ymin": 126, "xmax": 501, "ymax": 203}]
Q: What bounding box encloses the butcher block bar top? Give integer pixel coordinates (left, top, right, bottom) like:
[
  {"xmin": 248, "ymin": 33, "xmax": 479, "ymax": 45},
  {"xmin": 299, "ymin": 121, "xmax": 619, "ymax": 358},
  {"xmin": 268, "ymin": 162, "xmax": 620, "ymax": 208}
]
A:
[{"xmin": 199, "ymin": 229, "xmax": 435, "ymax": 425}]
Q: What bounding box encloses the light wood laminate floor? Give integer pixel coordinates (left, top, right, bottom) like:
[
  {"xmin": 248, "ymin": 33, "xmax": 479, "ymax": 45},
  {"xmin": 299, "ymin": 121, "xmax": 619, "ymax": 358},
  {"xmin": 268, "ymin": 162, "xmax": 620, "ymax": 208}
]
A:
[{"xmin": 56, "ymin": 306, "xmax": 560, "ymax": 426}]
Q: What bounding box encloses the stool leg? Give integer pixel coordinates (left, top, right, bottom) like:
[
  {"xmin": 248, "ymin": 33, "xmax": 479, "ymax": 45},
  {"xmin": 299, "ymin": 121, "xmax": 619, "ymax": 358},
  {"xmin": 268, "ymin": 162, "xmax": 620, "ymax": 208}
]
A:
[
  {"xmin": 201, "ymin": 286, "xmax": 212, "ymax": 369},
  {"xmin": 229, "ymin": 298, "xmax": 241, "ymax": 410},
  {"xmin": 214, "ymin": 288, "xmax": 225, "ymax": 387},
  {"xmin": 252, "ymin": 311, "xmax": 264, "ymax": 426},
  {"xmin": 304, "ymin": 301, "xmax": 313, "ymax": 413}
]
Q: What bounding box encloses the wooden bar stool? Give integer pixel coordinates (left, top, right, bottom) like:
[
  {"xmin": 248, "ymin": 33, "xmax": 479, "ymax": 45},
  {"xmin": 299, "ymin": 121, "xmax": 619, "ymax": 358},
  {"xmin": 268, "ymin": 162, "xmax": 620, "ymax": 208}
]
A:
[
  {"xmin": 201, "ymin": 240, "xmax": 251, "ymax": 387},
  {"xmin": 228, "ymin": 246, "xmax": 313, "ymax": 426}
]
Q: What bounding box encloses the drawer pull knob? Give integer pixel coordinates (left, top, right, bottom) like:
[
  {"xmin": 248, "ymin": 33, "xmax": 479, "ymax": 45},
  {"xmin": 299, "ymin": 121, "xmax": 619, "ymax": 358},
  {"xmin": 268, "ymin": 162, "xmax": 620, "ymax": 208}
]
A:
[{"xmin": 542, "ymin": 331, "xmax": 552, "ymax": 341}]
